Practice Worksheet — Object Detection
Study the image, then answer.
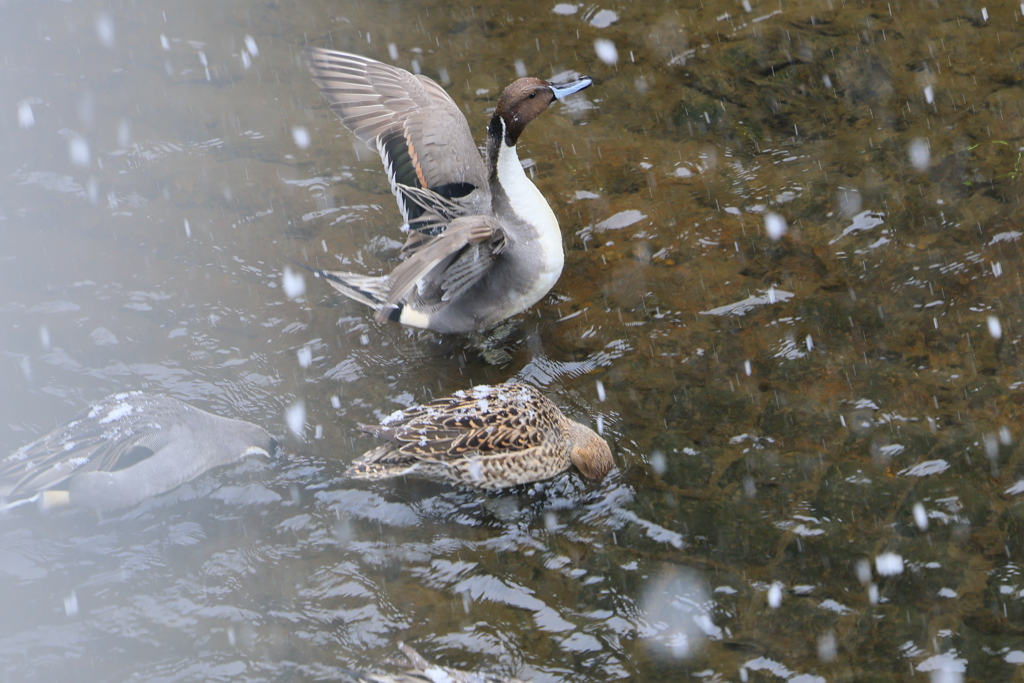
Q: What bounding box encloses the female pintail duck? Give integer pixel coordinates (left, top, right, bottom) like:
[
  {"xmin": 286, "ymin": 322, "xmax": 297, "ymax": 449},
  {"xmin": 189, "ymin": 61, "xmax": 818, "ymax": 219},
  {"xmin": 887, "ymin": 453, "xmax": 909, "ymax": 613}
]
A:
[
  {"xmin": 0, "ymin": 392, "xmax": 275, "ymax": 512},
  {"xmin": 301, "ymin": 47, "xmax": 593, "ymax": 335},
  {"xmin": 346, "ymin": 642, "xmax": 524, "ymax": 683},
  {"xmin": 347, "ymin": 382, "xmax": 612, "ymax": 490}
]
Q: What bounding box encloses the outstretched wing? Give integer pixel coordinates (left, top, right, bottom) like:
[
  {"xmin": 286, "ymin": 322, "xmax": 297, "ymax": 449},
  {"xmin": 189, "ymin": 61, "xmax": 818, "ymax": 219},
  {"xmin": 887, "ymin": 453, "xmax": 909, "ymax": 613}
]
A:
[{"xmin": 303, "ymin": 47, "xmax": 490, "ymax": 226}]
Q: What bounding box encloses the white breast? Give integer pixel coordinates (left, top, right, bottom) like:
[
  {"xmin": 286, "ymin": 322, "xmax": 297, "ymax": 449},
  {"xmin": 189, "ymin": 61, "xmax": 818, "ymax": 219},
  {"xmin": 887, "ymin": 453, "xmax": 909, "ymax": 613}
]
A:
[{"xmin": 496, "ymin": 142, "xmax": 564, "ymax": 312}]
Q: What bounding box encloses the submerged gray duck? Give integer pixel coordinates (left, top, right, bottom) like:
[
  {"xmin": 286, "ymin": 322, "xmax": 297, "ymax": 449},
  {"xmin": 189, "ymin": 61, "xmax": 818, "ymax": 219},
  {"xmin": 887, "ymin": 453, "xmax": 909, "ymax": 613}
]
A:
[
  {"xmin": 0, "ymin": 392, "xmax": 275, "ymax": 511},
  {"xmin": 302, "ymin": 47, "xmax": 592, "ymax": 335}
]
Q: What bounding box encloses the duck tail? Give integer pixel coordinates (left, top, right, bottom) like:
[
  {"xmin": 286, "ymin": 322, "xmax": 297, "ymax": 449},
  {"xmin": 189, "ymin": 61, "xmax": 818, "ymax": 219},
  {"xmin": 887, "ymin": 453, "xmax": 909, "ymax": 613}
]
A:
[
  {"xmin": 346, "ymin": 461, "xmax": 423, "ymax": 481},
  {"xmin": 344, "ymin": 461, "xmax": 403, "ymax": 480},
  {"xmin": 321, "ymin": 271, "xmax": 389, "ymax": 309},
  {"xmin": 289, "ymin": 259, "xmax": 397, "ymax": 314},
  {"xmin": 344, "ymin": 445, "xmax": 419, "ymax": 481}
]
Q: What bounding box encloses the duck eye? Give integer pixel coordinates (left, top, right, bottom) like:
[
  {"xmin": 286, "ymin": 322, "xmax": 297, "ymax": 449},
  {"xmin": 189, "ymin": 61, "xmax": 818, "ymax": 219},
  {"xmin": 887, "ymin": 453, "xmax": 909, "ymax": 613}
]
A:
[{"xmin": 528, "ymin": 92, "xmax": 536, "ymax": 99}]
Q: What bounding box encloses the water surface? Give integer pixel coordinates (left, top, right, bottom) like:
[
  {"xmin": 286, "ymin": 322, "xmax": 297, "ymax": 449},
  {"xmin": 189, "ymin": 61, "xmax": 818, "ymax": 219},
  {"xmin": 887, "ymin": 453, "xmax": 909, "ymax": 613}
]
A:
[{"xmin": 2, "ymin": 0, "xmax": 1024, "ymax": 680}]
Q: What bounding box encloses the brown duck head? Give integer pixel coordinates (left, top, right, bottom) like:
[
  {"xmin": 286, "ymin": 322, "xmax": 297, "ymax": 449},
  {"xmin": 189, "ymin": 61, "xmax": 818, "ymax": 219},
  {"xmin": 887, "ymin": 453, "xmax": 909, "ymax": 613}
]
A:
[
  {"xmin": 489, "ymin": 74, "xmax": 592, "ymax": 148},
  {"xmin": 565, "ymin": 420, "xmax": 614, "ymax": 481}
]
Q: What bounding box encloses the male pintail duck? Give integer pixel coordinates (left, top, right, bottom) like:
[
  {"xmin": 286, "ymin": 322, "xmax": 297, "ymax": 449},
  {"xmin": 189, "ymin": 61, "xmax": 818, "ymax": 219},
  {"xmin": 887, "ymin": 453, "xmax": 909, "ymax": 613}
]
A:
[
  {"xmin": 347, "ymin": 382, "xmax": 612, "ymax": 489},
  {"xmin": 301, "ymin": 47, "xmax": 592, "ymax": 335},
  {"xmin": 344, "ymin": 642, "xmax": 524, "ymax": 683},
  {"xmin": 0, "ymin": 392, "xmax": 275, "ymax": 512}
]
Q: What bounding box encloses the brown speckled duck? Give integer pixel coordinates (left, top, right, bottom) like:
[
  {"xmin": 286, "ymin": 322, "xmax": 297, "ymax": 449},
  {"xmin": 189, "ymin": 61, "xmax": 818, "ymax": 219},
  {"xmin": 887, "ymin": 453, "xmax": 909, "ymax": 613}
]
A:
[
  {"xmin": 347, "ymin": 383, "xmax": 612, "ymax": 489},
  {"xmin": 301, "ymin": 47, "xmax": 592, "ymax": 335}
]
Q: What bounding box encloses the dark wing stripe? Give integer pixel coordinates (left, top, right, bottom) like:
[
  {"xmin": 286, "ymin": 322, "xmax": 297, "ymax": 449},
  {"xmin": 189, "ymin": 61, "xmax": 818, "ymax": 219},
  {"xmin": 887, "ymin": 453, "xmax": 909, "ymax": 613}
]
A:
[
  {"xmin": 380, "ymin": 132, "xmax": 422, "ymax": 190},
  {"xmin": 431, "ymin": 182, "xmax": 476, "ymax": 200}
]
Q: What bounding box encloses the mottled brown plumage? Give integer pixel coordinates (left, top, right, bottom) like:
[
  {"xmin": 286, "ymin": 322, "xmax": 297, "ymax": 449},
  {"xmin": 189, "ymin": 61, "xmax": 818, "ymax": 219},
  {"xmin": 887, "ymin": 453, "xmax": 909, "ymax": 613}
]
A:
[{"xmin": 347, "ymin": 383, "xmax": 612, "ymax": 490}]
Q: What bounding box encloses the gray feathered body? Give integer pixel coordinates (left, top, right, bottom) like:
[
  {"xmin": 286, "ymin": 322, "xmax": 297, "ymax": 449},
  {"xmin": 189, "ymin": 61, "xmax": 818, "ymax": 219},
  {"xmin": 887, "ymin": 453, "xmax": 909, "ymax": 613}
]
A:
[{"xmin": 1, "ymin": 392, "xmax": 274, "ymax": 510}]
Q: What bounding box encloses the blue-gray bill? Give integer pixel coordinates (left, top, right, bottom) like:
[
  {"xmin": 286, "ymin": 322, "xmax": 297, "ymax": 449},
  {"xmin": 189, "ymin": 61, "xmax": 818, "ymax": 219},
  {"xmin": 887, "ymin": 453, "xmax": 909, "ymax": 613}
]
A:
[{"xmin": 549, "ymin": 76, "xmax": 593, "ymax": 99}]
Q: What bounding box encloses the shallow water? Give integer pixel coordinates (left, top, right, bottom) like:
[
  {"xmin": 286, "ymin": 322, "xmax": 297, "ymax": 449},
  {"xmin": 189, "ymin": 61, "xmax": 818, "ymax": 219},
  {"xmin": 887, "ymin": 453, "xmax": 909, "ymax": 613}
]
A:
[{"xmin": 2, "ymin": 0, "xmax": 1024, "ymax": 680}]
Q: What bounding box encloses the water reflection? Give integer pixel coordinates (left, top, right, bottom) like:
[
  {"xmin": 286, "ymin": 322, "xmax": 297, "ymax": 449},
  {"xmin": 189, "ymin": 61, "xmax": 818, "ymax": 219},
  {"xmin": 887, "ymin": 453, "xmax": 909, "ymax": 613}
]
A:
[{"xmin": 3, "ymin": 0, "xmax": 1024, "ymax": 680}]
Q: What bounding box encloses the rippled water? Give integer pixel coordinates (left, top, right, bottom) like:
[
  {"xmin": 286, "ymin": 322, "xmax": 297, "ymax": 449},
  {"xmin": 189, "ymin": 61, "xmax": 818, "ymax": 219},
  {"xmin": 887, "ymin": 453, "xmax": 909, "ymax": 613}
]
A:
[{"xmin": 3, "ymin": 0, "xmax": 1024, "ymax": 680}]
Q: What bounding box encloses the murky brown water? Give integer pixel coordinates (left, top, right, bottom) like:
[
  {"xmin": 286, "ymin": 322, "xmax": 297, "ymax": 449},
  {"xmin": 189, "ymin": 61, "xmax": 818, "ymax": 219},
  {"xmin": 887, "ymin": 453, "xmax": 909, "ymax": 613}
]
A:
[{"xmin": 3, "ymin": 0, "xmax": 1024, "ymax": 680}]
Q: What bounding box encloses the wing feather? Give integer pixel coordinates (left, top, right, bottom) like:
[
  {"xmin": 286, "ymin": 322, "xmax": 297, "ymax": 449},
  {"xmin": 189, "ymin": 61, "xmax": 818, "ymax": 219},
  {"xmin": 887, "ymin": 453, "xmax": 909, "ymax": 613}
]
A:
[
  {"xmin": 375, "ymin": 216, "xmax": 505, "ymax": 321},
  {"xmin": 303, "ymin": 47, "xmax": 489, "ymax": 209}
]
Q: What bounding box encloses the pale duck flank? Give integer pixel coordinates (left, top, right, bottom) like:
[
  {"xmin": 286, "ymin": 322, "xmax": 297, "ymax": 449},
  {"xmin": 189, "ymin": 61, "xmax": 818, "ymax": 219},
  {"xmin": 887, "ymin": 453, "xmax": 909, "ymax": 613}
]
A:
[{"xmin": 398, "ymin": 305, "xmax": 432, "ymax": 329}]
